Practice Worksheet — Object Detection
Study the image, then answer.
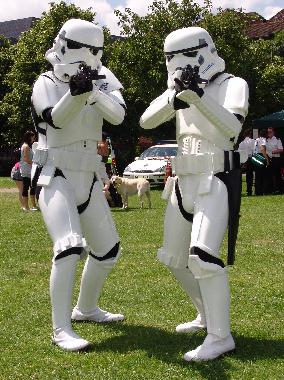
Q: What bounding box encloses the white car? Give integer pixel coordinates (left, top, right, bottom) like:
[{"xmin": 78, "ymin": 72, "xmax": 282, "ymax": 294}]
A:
[{"xmin": 123, "ymin": 143, "xmax": 178, "ymax": 187}]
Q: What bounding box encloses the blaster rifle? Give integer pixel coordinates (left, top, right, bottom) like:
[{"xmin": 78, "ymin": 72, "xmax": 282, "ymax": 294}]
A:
[
  {"xmin": 174, "ymin": 64, "xmax": 207, "ymax": 96},
  {"xmin": 69, "ymin": 62, "xmax": 106, "ymax": 96},
  {"xmin": 77, "ymin": 62, "xmax": 106, "ymax": 81}
]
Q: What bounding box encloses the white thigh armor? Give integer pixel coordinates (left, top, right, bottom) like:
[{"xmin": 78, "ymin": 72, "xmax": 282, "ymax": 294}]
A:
[
  {"xmin": 158, "ymin": 174, "xmax": 228, "ymax": 270},
  {"xmin": 38, "ymin": 168, "xmax": 119, "ymax": 263}
]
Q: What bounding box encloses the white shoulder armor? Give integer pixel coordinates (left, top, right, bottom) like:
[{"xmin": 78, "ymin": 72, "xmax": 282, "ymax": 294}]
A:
[
  {"xmin": 32, "ymin": 72, "xmax": 59, "ymax": 117},
  {"xmin": 219, "ymin": 76, "xmax": 249, "ymax": 118}
]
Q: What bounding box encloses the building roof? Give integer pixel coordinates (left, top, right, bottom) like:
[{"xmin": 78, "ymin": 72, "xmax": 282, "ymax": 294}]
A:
[
  {"xmin": 1, "ymin": 10, "xmax": 282, "ymax": 44},
  {"xmin": 0, "ymin": 17, "xmax": 37, "ymax": 43},
  {"xmin": 270, "ymin": 9, "xmax": 284, "ymax": 21},
  {"xmin": 0, "ymin": 16, "xmax": 124, "ymax": 44},
  {"xmin": 246, "ymin": 9, "xmax": 284, "ymax": 39}
]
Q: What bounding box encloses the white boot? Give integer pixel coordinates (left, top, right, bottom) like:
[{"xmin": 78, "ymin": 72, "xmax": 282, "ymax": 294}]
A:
[
  {"xmin": 184, "ymin": 333, "xmax": 235, "ymax": 361},
  {"xmin": 183, "ymin": 266, "xmax": 235, "ymax": 361},
  {"xmin": 72, "ymin": 306, "xmax": 124, "ymax": 322},
  {"xmin": 52, "ymin": 327, "xmax": 91, "ymax": 352},
  {"xmin": 176, "ymin": 313, "xmax": 206, "ymax": 333},
  {"xmin": 50, "ymin": 255, "xmax": 90, "ymax": 352},
  {"xmin": 72, "ymin": 255, "xmax": 124, "ymax": 323},
  {"xmin": 170, "ymin": 268, "xmax": 206, "ymax": 333}
]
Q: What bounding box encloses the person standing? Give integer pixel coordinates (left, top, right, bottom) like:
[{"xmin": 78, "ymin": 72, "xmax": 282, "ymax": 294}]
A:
[
  {"xmin": 254, "ymin": 129, "xmax": 270, "ymax": 196},
  {"xmin": 10, "ymin": 161, "xmax": 25, "ymax": 208},
  {"xmin": 238, "ymin": 129, "xmax": 255, "ymax": 196},
  {"xmin": 31, "ymin": 19, "xmax": 126, "ymax": 351},
  {"xmin": 265, "ymin": 128, "xmax": 283, "ymax": 194},
  {"xmin": 20, "ymin": 130, "xmax": 38, "ymax": 211},
  {"xmin": 97, "ymin": 132, "xmax": 110, "ymax": 164},
  {"xmin": 140, "ymin": 27, "xmax": 249, "ymax": 361}
]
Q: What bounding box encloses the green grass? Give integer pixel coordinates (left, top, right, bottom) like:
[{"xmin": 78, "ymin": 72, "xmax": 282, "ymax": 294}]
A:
[
  {"xmin": 0, "ymin": 176, "xmax": 15, "ymax": 188},
  {"xmin": 0, "ymin": 178, "xmax": 283, "ymax": 379}
]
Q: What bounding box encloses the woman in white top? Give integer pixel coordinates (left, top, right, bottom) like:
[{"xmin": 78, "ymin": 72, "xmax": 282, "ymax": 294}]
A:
[{"xmin": 20, "ymin": 130, "xmax": 37, "ymax": 211}]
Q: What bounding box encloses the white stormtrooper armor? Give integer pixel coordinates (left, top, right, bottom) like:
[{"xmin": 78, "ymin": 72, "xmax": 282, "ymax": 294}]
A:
[
  {"xmin": 31, "ymin": 19, "xmax": 126, "ymax": 352},
  {"xmin": 140, "ymin": 27, "xmax": 249, "ymax": 361}
]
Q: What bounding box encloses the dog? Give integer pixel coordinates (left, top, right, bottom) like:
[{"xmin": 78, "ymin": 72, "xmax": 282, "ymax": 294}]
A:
[{"xmin": 111, "ymin": 176, "xmax": 151, "ymax": 209}]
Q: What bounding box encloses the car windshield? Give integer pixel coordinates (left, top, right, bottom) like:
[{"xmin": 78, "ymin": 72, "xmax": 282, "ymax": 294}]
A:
[{"xmin": 139, "ymin": 146, "xmax": 178, "ymax": 159}]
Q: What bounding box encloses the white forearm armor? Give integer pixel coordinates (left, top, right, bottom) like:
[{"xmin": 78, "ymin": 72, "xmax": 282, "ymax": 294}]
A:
[
  {"xmin": 177, "ymin": 91, "xmax": 241, "ymax": 139},
  {"xmin": 174, "ymin": 75, "xmax": 249, "ymax": 150},
  {"xmin": 51, "ymin": 90, "xmax": 91, "ymax": 127},
  {"xmin": 31, "ymin": 67, "xmax": 125, "ymax": 148},
  {"xmin": 89, "ymin": 89, "xmax": 125, "ymax": 125},
  {"xmin": 176, "ymin": 76, "xmax": 248, "ymax": 139},
  {"xmin": 140, "ymin": 89, "xmax": 175, "ymax": 129}
]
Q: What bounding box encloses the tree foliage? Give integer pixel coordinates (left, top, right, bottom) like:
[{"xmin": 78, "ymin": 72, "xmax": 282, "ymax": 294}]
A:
[
  {"xmin": 110, "ymin": 0, "xmax": 209, "ymax": 102},
  {"xmin": 198, "ymin": 10, "xmax": 283, "ymax": 125},
  {"xmin": 252, "ymin": 31, "xmax": 284, "ymax": 118},
  {"xmin": 0, "ymin": 1, "xmax": 95, "ymax": 146},
  {"xmin": 106, "ymin": 0, "xmax": 211, "ymax": 147},
  {"xmin": 0, "ymin": 36, "xmax": 12, "ymax": 99},
  {"xmin": 0, "ymin": 0, "xmax": 283, "ymax": 154},
  {"xmin": 107, "ymin": 2, "xmax": 284, "ymax": 145},
  {"xmin": 0, "ymin": 36, "xmax": 12, "ymax": 143}
]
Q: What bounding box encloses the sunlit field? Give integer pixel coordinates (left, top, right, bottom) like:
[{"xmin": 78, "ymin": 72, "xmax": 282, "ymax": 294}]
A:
[{"xmin": 0, "ymin": 177, "xmax": 283, "ymax": 380}]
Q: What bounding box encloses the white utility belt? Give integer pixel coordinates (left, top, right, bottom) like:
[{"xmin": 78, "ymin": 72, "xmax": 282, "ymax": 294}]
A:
[
  {"xmin": 33, "ymin": 147, "xmax": 102, "ymax": 173},
  {"xmin": 172, "ymin": 152, "xmax": 224, "ymax": 175},
  {"xmin": 172, "ymin": 150, "xmax": 246, "ymax": 176}
]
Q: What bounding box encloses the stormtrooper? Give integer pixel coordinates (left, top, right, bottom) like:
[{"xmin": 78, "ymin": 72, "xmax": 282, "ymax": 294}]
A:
[
  {"xmin": 140, "ymin": 27, "xmax": 249, "ymax": 361},
  {"xmin": 31, "ymin": 19, "xmax": 126, "ymax": 351}
]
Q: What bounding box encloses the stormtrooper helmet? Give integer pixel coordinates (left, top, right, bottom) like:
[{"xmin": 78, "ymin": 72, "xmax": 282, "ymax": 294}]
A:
[
  {"xmin": 164, "ymin": 27, "xmax": 225, "ymax": 88},
  {"xmin": 45, "ymin": 19, "xmax": 104, "ymax": 81}
]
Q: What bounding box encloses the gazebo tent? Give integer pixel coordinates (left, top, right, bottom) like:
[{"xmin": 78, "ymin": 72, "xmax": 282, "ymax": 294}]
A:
[{"xmin": 252, "ymin": 110, "xmax": 284, "ymax": 128}]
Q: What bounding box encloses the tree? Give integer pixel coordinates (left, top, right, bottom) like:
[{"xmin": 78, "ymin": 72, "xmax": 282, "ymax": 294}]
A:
[
  {"xmin": 108, "ymin": 4, "xmax": 284, "ymax": 147},
  {"xmin": 106, "ymin": 0, "xmax": 211, "ymax": 154},
  {"xmin": 182, "ymin": 9, "xmax": 283, "ymax": 127},
  {"xmin": 200, "ymin": 9, "xmax": 250, "ymax": 76},
  {"xmin": 0, "ymin": 35, "xmax": 12, "ymax": 145},
  {"xmin": 0, "ymin": 1, "xmax": 95, "ymax": 147},
  {"xmin": 1, "ymin": 0, "xmax": 283, "ymax": 154},
  {"xmin": 252, "ymin": 31, "xmax": 284, "ymax": 118},
  {"xmin": 0, "ymin": 36, "xmax": 12, "ymax": 99}
]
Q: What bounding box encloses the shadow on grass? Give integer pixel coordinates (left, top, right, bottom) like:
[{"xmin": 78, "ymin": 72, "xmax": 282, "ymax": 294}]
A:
[{"xmin": 82, "ymin": 321, "xmax": 283, "ymax": 379}]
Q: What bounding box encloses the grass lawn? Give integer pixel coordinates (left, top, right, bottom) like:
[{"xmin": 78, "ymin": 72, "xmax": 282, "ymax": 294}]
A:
[{"xmin": 0, "ymin": 176, "xmax": 283, "ymax": 380}]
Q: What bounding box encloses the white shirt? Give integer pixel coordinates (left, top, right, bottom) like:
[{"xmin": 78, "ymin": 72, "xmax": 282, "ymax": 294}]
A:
[
  {"xmin": 238, "ymin": 137, "xmax": 255, "ymax": 157},
  {"xmin": 254, "ymin": 137, "xmax": 266, "ymax": 154},
  {"xmin": 266, "ymin": 136, "xmax": 283, "ymax": 158}
]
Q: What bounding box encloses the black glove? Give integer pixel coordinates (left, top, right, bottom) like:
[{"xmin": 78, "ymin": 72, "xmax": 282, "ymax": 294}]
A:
[
  {"xmin": 69, "ymin": 63, "xmax": 93, "ymax": 96},
  {"xmin": 174, "ymin": 65, "xmax": 205, "ymax": 97},
  {"xmin": 174, "ymin": 77, "xmax": 186, "ymax": 94}
]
